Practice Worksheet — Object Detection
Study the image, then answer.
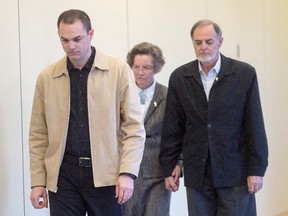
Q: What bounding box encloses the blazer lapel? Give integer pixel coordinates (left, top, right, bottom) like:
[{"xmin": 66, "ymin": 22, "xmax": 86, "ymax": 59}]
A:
[
  {"xmin": 144, "ymin": 83, "xmax": 165, "ymax": 123},
  {"xmin": 183, "ymin": 60, "xmax": 203, "ymax": 88}
]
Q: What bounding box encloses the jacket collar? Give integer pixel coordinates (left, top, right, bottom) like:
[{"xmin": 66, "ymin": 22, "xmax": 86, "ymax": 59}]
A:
[
  {"xmin": 144, "ymin": 82, "xmax": 166, "ymax": 123},
  {"xmin": 52, "ymin": 56, "xmax": 68, "ymax": 79},
  {"xmin": 183, "ymin": 53, "xmax": 235, "ymax": 82},
  {"xmin": 92, "ymin": 49, "xmax": 110, "ymax": 71},
  {"xmin": 52, "ymin": 48, "xmax": 110, "ymax": 79}
]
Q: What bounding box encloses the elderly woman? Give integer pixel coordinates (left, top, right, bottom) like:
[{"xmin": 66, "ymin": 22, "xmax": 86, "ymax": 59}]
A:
[{"xmin": 124, "ymin": 42, "xmax": 181, "ymax": 216}]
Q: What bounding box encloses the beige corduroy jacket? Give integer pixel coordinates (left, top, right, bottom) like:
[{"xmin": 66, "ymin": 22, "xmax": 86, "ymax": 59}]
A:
[{"xmin": 29, "ymin": 49, "xmax": 145, "ymax": 192}]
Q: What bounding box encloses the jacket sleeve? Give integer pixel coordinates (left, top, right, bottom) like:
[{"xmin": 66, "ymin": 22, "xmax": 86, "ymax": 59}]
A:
[
  {"xmin": 159, "ymin": 72, "xmax": 185, "ymax": 177},
  {"xmin": 118, "ymin": 64, "xmax": 145, "ymax": 177},
  {"xmin": 29, "ymin": 74, "xmax": 48, "ymax": 187},
  {"xmin": 244, "ymin": 71, "xmax": 268, "ymax": 176}
]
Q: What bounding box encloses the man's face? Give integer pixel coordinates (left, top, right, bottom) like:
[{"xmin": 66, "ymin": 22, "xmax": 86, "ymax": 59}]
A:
[
  {"xmin": 132, "ymin": 54, "xmax": 155, "ymax": 90},
  {"xmin": 192, "ymin": 24, "xmax": 223, "ymax": 64},
  {"xmin": 58, "ymin": 20, "xmax": 94, "ymax": 68}
]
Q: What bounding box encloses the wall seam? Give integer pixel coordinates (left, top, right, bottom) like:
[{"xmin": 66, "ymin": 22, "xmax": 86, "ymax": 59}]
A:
[
  {"xmin": 17, "ymin": 0, "xmax": 26, "ymax": 215},
  {"xmin": 126, "ymin": 0, "xmax": 130, "ymax": 52}
]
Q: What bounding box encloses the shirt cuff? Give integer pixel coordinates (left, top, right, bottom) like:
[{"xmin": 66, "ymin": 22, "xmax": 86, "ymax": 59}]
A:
[{"xmin": 119, "ymin": 172, "xmax": 137, "ymax": 180}]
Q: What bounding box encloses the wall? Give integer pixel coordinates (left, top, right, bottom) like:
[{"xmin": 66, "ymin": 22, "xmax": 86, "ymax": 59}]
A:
[
  {"xmin": 259, "ymin": 0, "xmax": 288, "ymax": 215},
  {"xmin": 0, "ymin": 1, "xmax": 24, "ymax": 216},
  {"xmin": 0, "ymin": 0, "xmax": 287, "ymax": 215}
]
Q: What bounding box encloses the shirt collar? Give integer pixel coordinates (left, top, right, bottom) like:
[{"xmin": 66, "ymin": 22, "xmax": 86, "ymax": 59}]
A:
[
  {"xmin": 198, "ymin": 53, "xmax": 221, "ymax": 75},
  {"xmin": 137, "ymin": 80, "xmax": 156, "ymax": 99},
  {"xmin": 67, "ymin": 47, "xmax": 96, "ymax": 71}
]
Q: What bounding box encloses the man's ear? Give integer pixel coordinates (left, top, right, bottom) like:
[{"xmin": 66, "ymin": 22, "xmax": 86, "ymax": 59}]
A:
[{"xmin": 89, "ymin": 29, "xmax": 94, "ymax": 40}]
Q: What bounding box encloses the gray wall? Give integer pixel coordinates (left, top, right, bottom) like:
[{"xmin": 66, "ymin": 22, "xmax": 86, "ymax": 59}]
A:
[{"xmin": 1, "ymin": 0, "xmax": 287, "ymax": 215}]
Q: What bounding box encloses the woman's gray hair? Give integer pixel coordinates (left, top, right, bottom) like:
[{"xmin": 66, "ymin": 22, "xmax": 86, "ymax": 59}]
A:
[{"xmin": 127, "ymin": 42, "xmax": 165, "ymax": 74}]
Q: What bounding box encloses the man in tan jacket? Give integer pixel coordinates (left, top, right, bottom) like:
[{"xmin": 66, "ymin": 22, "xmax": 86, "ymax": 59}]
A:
[{"xmin": 29, "ymin": 9, "xmax": 145, "ymax": 216}]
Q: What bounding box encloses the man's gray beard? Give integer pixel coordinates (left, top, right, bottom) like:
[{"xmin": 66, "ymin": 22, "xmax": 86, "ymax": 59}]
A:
[
  {"xmin": 197, "ymin": 56, "xmax": 213, "ymax": 63},
  {"xmin": 197, "ymin": 51, "xmax": 219, "ymax": 63}
]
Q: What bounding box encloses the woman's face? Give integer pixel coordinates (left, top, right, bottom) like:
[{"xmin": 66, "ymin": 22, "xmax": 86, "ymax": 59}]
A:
[{"xmin": 132, "ymin": 54, "xmax": 155, "ymax": 90}]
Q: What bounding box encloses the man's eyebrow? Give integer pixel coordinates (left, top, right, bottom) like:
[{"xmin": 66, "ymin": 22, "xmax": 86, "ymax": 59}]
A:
[
  {"xmin": 194, "ymin": 38, "xmax": 214, "ymax": 43},
  {"xmin": 60, "ymin": 35, "xmax": 82, "ymax": 41}
]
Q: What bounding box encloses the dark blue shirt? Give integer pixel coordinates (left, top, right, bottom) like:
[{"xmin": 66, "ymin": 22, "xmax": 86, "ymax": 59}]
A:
[{"xmin": 65, "ymin": 47, "xmax": 96, "ymax": 158}]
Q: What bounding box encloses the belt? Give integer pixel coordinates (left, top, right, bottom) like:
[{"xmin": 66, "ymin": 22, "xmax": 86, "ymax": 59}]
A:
[{"xmin": 62, "ymin": 155, "xmax": 92, "ymax": 167}]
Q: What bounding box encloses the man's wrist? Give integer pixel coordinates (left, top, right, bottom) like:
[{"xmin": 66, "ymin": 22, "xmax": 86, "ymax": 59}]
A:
[{"xmin": 119, "ymin": 172, "xmax": 137, "ymax": 180}]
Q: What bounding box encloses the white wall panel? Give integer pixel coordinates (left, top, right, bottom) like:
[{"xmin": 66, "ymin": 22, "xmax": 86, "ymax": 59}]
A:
[
  {"xmin": 261, "ymin": 0, "xmax": 288, "ymax": 215},
  {"xmin": 0, "ymin": 1, "xmax": 24, "ymax": 216},
  {"xmin": 127, "ymin": 0, "xmax": 206, "ymax": 86},
  {"xmin": 207, "ymin": 0, "xmax": 266, "ymax": 88}
]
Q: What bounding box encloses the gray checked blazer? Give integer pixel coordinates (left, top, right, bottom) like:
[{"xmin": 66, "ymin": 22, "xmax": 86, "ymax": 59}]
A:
[{"xmin": 140, "ymin": 82, "xmax": 167, "ymax": 178}]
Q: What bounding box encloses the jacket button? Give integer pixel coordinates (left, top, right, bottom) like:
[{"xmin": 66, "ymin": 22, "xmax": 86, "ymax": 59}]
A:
[{"xmin": 207, "ymin": 123, "xmax": 212, "ymax": 128}]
